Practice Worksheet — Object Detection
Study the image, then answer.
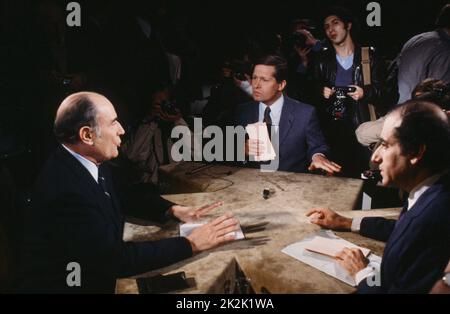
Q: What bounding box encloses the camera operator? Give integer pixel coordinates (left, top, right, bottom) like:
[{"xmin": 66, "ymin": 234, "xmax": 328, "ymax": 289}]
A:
[
  {"xmin": 202, "ymin": 58, "xmax": 253, "ymax": 128},
  {"xmin": 121, "ymin": 84, "xmax": 191, "ymax": 186},
  {"xmin": 311, "ymin": 6, "xmax": 383, "ymax": 178},
  {"xmin": 222, "ymin": 60, "xmax": 253, "ymax": 96},
  {"xmin": 285, "ymin": 19, "xmax": 324, "ymax": 102},
  {"xmin": 290, "ymin": 19, "xmax": 323, "ymax": 73}
]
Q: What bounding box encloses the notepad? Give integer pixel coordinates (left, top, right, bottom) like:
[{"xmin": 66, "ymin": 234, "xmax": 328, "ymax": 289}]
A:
[
  {"xmin": 304, "ymin": 236, "xmax": 371, "ymax": 258},
  {"xmin": 245, "ymin": 122, "xmax": 276, "ymax": 161}
]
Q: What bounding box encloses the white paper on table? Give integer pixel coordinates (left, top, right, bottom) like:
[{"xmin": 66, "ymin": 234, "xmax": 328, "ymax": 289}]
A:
[
  {"xmin": 245, "ymin": 122, "xmax": 276, "ymax": 161},
  {"xmin": 281, "ymin": 230, "xmax": 381, "ymax": 287},
  {"xmin": 304, "ymin": 236, "xmax": 371, "ymax": 258},
  {"xmin": 179, "ymin": 221, "xmax": 245, "ymax": 240}
]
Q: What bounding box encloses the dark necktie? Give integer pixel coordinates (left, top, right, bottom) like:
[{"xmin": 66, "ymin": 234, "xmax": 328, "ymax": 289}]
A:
[
  {"xmin": 264, "ymin": 106, "xmax": 272, "ymax": 140},
  {"xmin": 98, "ymin": 168, "xmax": 111, "ymax": 198},
  {"xmin": 397, "ymin": 200, "xmax": 409, "ymax": 224}
]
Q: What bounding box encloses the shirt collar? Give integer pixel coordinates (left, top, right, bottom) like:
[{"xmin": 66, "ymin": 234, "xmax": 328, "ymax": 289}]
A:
[
  {"xmin": 336, "ymin": 53, "xmax": 354, "ymax": 70},
  {"xmin": 62, "ymin": 144, "xmax": 99, "ymax": 183},
  {"xmin": 259, "ymin": 94, "xmax": 284, "ymax": 126},
  {"xmin": 407, "ymin": 172, "xmax": 442, "ymax": 210}
]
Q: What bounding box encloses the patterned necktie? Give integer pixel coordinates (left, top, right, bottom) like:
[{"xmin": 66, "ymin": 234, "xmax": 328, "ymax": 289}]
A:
[{"xmin": 264, "ymin": 106, "xmax": 272, "ymax": 140}]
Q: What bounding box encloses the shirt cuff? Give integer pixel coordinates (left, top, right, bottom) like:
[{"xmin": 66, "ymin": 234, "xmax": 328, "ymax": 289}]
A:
[
  {"xmin": 355, "ymin": 260, "xmax": 381, "ymax": 285},
  {"xmin": 351, "ymin": 217, "xmax": 363, "ymax": 232},
  {"xmin": 355, "ymin": 266, "xmax": 377, "ymax": 285}
]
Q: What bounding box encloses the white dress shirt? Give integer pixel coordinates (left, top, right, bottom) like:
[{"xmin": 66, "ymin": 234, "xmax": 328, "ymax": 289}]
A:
[
  {"xmin": 258, "ymin": 94, "xmax": 284, "ymax": 128},
  {"xmin": 62, "ymin": 144, "xmax": 99, "ymax": 183}
]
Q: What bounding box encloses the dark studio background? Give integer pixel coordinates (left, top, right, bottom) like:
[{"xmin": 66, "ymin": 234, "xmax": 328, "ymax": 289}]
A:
[{"xmin": 0, "ymin": 0, "xmax": 448, "ymax": 295}]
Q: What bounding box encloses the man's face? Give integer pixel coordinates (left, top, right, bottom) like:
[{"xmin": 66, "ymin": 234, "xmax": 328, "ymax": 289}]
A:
[
  {"xmin": 251, "ymin": 65, "xmax": 286, "ymax": 106},
  {"xmin": 324, "ymin": 15, "xmax": 351, "ymax": 45},
  {"xmin": 92, "ymin": 99, "xmax": 125, "ymax": 163},
  {"xmin": 371, "ymin": 113, "xmax": 412, "ymax": 188}
]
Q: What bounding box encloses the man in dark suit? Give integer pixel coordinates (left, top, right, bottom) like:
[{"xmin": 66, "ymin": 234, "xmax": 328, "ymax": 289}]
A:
[
  {"xmin": 235, "ymin": 55, "xmax": 341, "ymax": 174},
  {"xmin": 18, "ymin": 92, "xmax": 239, "ymax": 293},
  {"xmin": 307, "ymin": 100, "xmax": 450, "ymax": 293}
]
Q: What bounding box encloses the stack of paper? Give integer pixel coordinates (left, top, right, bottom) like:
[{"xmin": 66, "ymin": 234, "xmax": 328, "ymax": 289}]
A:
[
  {"xmin": 179, "ymin": 222, "xmax": 245, "ymax": 240},
  {"xmin": 282, "ymin": 231, "xmax": 381, "ymax": 286},
  {"xmin": 304, "ymin": 236, "xmax": 371, "ymax": 258},
  {"xmin": 245, "ymin": 122, "xmax": 276, "ymax": 161}
]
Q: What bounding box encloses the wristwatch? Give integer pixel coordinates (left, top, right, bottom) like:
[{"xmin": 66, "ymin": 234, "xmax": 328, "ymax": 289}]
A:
[{"xmin": 443, "ymin": 272, "xmax": 450, "ymax": 287}]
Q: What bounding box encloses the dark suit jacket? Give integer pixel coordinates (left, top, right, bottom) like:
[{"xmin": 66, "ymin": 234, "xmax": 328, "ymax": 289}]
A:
[
  {"xmin": 357, "ymin": 174, "xmax": 450, "ymax": 293},
  {"xmin": 17, "ymin": 145, "xmax": 192, "ymax": 293},
  {"xmin": 235, "ymin": 95, "xmax": 329, "ymax": 172}
]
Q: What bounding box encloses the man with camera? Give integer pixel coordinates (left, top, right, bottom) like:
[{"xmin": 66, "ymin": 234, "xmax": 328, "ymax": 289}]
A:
[
  {"xmin": 121, "ymin": 84, "xmax": 193, "ymax": 186},
  {"xmin": 312, "ymin": 6, "xmax": 383, "ymax": 178},
  {"xmin": 285, "ymin": 19, "xmax": 324, "ymax": 102}
]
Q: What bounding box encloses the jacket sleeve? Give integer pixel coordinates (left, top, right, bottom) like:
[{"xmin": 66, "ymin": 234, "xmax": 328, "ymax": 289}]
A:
[
  {"xmin": 306, "ymin": 107, "xmax": 330, "ymax": 160},
  {"xmin": 52, "ymin": 194, "xmax": 192, "ymax": 280},
  {"xmin": 120, "ymin": 182, "xmax": 176, "ymax": 223},
  {"xmin": 357, "ymin": 238, "xmax": 449, "ymax": 294},
  {"xmin": 359, "ymin": 216, "xmax": 396, "ymax": 242}
]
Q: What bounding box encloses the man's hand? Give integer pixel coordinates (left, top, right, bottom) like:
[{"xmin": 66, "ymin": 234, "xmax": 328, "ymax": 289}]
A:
[
  {"xmin": 233, "ymin": 74, "xmax": 251, "ymax": 88},
  {"xmin": 336, "ymin": 248, "xmax": 369, "ymax": 277},
  {"xmin": 308, "ymin": 154, "xmax": 342, "ymax": 175},
  {"xmin": 294, "ymin": 46, "xmax": 311, "ymax": 66},
  {"xmin": 296, "ymin": 29, "xmax": 318, "ymax": 46},
  {"xmin": 347, "ymin": 85, "xmax": 364, "ymax": 101},
  {"xmin": 186, "ymin": 212, "xmax": 240, "ymax": 253},
  {"xmin": 170, "ymin": 201, "xmax": 223, "ymax": 223},
  {"xmin": 305, "ymin": 207, "xmax": 352, "ymax": 230},
  {"xmin": 323, "ymin": 87, "xmax": 335, "ymax": 99},
  {"xmin": 245, "ymin": 139, "xmax": 265, "ymax": 157}
]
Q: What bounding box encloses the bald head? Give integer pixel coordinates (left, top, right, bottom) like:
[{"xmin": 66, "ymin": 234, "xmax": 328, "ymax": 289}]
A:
[
  {"xmin": 54, "ymin": 92, "xmax": 109, "ymax": 144},
  {"xmin": 387, "ymin": 100, "xmax": 450, "ymax": 172}
]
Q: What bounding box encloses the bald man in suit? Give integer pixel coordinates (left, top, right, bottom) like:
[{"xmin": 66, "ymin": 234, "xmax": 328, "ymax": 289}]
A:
[{"xmin": 18, "ymin": 92, "xmax": 239, "ymax": 293}]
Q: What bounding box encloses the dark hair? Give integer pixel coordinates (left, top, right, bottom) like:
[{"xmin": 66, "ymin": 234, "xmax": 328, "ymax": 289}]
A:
[
  {"xmin": 253, "ymin": 55, "xmax": 288, "ymax": 83},
  {"xmin": 436, "ymin": 4, "xmax": 450, "ymax": 28},
  {"xmin": 412, "ymin": 78, "xmax": 450, "ymax": 110},
  {"xmin": 54, "ymin": 96, "xmax": 99, "ymax": 144},
  {"xmin": 393, "ymin": 100, "xmax": 450, "ymax": 172},
  {"xmin": 322, "ymin": 6, "xmax": 354, "ymax": 27}
]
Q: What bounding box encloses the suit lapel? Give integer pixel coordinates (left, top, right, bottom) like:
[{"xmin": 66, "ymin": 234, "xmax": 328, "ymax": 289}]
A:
[
  {"xmin": 278, "ymin": 97, "xmax": 294, "ymax": 145},
  {"xmin": 383, "ymin": 182, "xmax": 443, "ymax": 257},
  {"xmin": 57, "ymin": 146, "xmax": 121, "ymax": 232},
  {"xmin": 57, "ymin": 145, "xmax": 99, "ymax": 188}
]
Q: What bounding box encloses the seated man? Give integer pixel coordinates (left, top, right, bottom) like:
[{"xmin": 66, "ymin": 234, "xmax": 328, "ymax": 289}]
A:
[
  {"xmin": 307, "ymin": 100, "xmax": 450, "ymax": 293},
  {"xmin": 235, "ymin": 55, "xmax": 341, "ymax": 174},
  {"xmin": 17, "ymin": 92, "xmax": 239, "ymax": 293}
]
